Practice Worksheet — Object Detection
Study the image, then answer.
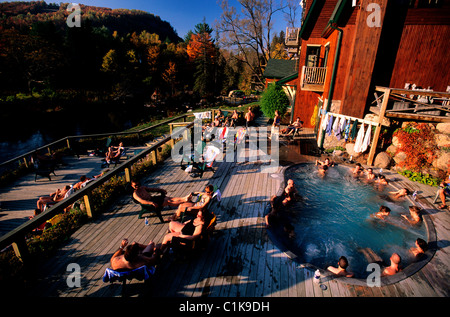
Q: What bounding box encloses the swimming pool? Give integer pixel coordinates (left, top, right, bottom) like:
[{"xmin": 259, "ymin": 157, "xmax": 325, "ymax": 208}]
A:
[{"xmin": 270, "ymin": 163, "xmax": 430, "ymax": 280}]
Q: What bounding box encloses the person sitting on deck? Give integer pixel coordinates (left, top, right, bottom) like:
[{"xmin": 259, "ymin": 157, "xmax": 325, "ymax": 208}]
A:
[
  {"xmin": 437, "ymin": 175, "xmax": 450, "ymax": 209},
  {"xmin": 105, "ymin": 142, "xmax": 124, "ymax": 164},
  {"xmin": 110, "ymin": 238, "xmax": 161, "ymax": 271},
  {"xmin": 160, "ymin": 210, "xmax": 209, "ymax": 253},
  {"xmin": 401, "ymin": 205, "xmax": 422, "ymax": 225},
  {"xmin": 409, "ymin": 238, "xmax": 428, "ymax": 258},
  {"xmin": 281, "ymin": 117, "xmax": 303, "ymax": 135},
  {"xmin": 170, "ymin": 184, "xmax": 214, "ymax": 221},
  {"xmin": 382, "ymin": 253, "xmax": 402, "ymax": 276},
  {"xmin": 327, "ymin": 256, "xmax": 354, "ymax": 278},
  {"xmin": 36, "ymin": 185, "xmax": 72, "ymax": 212},
  {"xmin": 131, "ymin": 180, "xmax": 191, "ymax": 210}
]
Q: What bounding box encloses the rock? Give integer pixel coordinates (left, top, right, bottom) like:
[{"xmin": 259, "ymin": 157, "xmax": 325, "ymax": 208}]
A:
[
  {"xmin": 393, "ymin": 151, "xmax": 407, "ymax": 165},
  {"xmin": 373, "ymin": 152, "xmax": 392, "ymax": 168},
  {"xmin": 345, "ymin": 143, "xmax": 362, "ymax": 158},
  {"xmin": 434, "ymin": 133, "xmax": 450, "ymax": 148},
  {"xmin": 436, "ymin": 122, "xmax": 450, "ymax": 135},
  {"xmin": 386, "ymin": 144, "xmax": 398, "ymax": 156},
  {"xmin": 392, "ymin": 136, "xmax": 401, "ymax": 148},
  {"xmin": 432, "ymin": 152, "xmax": 450, "ymax": 172}
]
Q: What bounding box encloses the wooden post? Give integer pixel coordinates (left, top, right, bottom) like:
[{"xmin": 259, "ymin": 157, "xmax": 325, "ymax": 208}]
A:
[
  {"xmin": 124, "ymin": 166, "xmax": 131, "ymax": 183},
  {"xmin": 367, "ymin": 88, "xmax": 391, "ymax": 166},
  {"xmin": 151, "ymin": 150, "xmax": 157, "ymax": 165},
  {"xmin": 83, "ymin": 194, "xmax": 93, "ymax": 218},
  {"xmin": 169, "ymin": 124, "xmax": 174, "ymax": 147},
  {"xmin": 12, "ymin": 237, "xmax": 30, "ymax": 263}
]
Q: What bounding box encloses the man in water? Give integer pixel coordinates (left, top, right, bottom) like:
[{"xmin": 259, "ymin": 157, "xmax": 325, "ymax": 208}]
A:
[
  {"xmin": 327, "ymin": 256, "xmax": 354, "ymax": 277},
  {"xmin": 382, "ymin": 253, "xmax": 401, "ymax": 276}
]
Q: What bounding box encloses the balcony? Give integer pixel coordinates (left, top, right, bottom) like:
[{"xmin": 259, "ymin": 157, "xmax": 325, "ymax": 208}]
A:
[
  {"xmin": 300, "ymin": 66, "xmax": 327, "ymax": 92},
  {"xmin": 285, "ymin": 27, "xmax": 300, "ymax": 54}
]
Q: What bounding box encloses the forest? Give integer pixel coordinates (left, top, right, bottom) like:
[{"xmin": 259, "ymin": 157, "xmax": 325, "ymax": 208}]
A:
[{"xmin": 0, "ymin": 1, "xmax": 290, "ymax": 125}]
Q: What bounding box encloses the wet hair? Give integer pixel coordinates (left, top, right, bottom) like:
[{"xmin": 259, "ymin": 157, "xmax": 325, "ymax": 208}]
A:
[
  {"xmin": 80, "ymin": 175, "xmax": 87, "ymax": 182},
  {"xmin": 355, "ymin": 163, "xmax": 362, "ymax": 167},
  {"xmin": 402, "ymin": 188, "xmax": 411, "ymax": 195},
  {"xmin": 379, "ymin": 205, "xmax": 391, "ymax": 213},
  {"xmin": 416, "ymin": 238, "xmax": 428, "ymax": 252},
  {"xmin": 205, "ymin": 184, "xmax": 214, "ymax": 193},
  {"xmin": 409, "ymin": 206, "xmax": 421, "ymax": 215},
  {"xmin": 322, "ymin": 165, "xmax": 328, "ymax": 171},
  {"xmin": 338, "ymin": 256, "xmax": 349, "ymax": 269}
]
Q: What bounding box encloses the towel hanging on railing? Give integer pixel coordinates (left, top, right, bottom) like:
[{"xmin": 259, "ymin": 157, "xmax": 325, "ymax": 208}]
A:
[
  {"xmin": 360, "ymin": 124, "xmax": 372, "ymax": 153},
  {"xmin": 354, "ymin": 123, "xmax": 365, "ymax": 153}
]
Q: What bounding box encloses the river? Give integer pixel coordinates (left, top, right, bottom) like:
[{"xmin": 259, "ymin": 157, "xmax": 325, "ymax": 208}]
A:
[{"xmin": 0, "ymin": 105, "xmax": 155, "ymax": 164}]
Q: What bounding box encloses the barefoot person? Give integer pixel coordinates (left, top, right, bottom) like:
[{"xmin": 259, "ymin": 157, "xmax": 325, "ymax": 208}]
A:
[
  {"xmin": 170, "ymin": 184, "xmax": 214, "ymax": 221},
  {"xmin": 131, "ymin": 180, "xmax": 191, "ymax": 209}
]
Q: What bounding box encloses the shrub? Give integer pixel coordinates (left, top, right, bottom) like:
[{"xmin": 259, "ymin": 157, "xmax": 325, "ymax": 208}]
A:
[
  {"xmin": 393, "ymin": 122, "xmax": 438, "ymax": 172},
  {"xmin": 259, "ymin": 83, "xmax": 289, "ymax": 119}
]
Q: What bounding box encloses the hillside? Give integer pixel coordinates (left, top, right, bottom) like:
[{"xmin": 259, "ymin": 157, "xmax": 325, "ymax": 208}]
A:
[{"xmin": 0, "ymin": 1, "xmax": 182, "ymax": 42}]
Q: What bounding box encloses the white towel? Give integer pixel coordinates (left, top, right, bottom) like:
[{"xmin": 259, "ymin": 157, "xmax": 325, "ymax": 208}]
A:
[
  {"xmin": 321, "ymin": 113, "xmax": 329, "ymax": 130},
  {"xmin": 332, "ymin": 115, "xmax": 340, "ymax": 135},
  {"xmin": 353, "ymin": 123, "xmax": 365, "ymax": 153},
  {"xmin": 360, "ymin": 124, "xmax": 372, "ymax": 153}
]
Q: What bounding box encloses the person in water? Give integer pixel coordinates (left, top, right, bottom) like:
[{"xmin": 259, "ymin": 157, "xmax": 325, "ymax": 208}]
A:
[
  {"xmin": 382, "ymin": 253, "xmax": 402, "ymax": 276},
  {"xmin": 372, "ymin": 205, "xmax": 391, "ymax": 220},
  {"xmin": 327, "ymin": 256, "xmax": 354, "ymax": 278},
  {"xmin": 409, "ymin": 238, "xmax": 428, "ymax": 258},
  {"xmin": 401, "ymin": 205, "xmax": 422, "ymax": 225}
]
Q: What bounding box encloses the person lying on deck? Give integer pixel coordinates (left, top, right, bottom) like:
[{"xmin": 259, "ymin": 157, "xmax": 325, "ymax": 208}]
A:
[
  {"xmin": 131, "ymin": 180, "xmax": 191, "ymax": 210},
  {"xmin": 389, "ymin": 188, "xmax": 410, "ymax": 200},
  {"xmin": 110, "ymin": 238, "xmax": 161, "ymax": 271},
  {"xmin": 170, "ymin": 184, "xmax": 214, "ymax": 221},
  {"xmin": 36, "ymin": 185, "xmax": 72, "ymax": 212}
]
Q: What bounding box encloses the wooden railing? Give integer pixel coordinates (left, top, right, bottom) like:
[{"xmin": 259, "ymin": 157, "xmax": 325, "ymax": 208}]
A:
[
  {"xmin": 0, "ymin": 114, "xmax": 191, "ymax": 176},
  {"xmin": 0, "ymin": 120, "xmax": 195, "ymax": 263},
  {"xmin": 301, "ymin": 66, "xmax": 327, "ymax": 86}
]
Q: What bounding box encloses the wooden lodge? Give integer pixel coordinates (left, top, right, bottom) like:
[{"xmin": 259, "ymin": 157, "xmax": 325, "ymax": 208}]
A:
[{"xmin": 268, "ymin": 0, "xmax": 450, "ymax": 133}]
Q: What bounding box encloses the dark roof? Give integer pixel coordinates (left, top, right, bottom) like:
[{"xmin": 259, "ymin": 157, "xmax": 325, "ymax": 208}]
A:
[{"xmin": 263, "ymin": 59, "xmax": 298, "ymax": 79}]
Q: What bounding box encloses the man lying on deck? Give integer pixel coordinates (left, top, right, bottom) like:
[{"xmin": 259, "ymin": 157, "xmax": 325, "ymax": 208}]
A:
[{"xmin": 131, "ymin": 180, "xmax": 191, "ymax": 210}]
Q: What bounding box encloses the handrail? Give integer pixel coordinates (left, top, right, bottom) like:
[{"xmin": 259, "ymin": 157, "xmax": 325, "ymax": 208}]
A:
[
  {"xmin": 0, "ymin": 121, "xmax": 194, "ymax": 261},
  {"xmin": 0, "ymin": 113, "xmax": 190, "ymax": 168}
]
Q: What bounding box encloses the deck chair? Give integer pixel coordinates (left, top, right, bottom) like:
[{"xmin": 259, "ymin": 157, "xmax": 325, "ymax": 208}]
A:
[
  {"xmin": 95, "ymin": 137, "xmax": 112, "ymax": 157},
  {"xmin": 132, "ymin": 197, "xmax": 165, "ymax": 223},
  {"xmin": 171, "ymin": 212, "xmax": 217, "ymax": 258},
  {"xmin": 102, "ymin": 265, "xmax": 155, "ymax": 297},
  {"xmin": 34, "ymin": 160, "xmax": 57, "ymax": 181},
  {"xmin": 102, "ymin": 147, "xmax": 127, "ymax": 168},
  {"xmin": 181, "ymin": 140, "xmax": 206, "ymax": 170},
  {"xmin": 190, "ymin": 145, "xmax": 220, "ymax": 178},
  {"xmin": 42, "ymin": 185, "xmax": 74, "ymax": 211}
]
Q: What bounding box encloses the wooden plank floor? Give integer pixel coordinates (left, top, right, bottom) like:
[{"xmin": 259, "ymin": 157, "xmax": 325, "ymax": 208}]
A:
[{"xmin": 21, "ymin": 140, "xmax": 450, "ymax": 298}]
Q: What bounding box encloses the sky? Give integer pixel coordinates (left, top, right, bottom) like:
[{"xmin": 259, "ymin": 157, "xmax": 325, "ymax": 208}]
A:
[{"xmin": 1, "ymin": 0, "xmax": 293, "ymax": 39}]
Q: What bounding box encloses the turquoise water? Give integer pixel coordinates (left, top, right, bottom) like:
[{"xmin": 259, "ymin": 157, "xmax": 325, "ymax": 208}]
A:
[{"xmin": 281, "ymin": 163, "xmax": 427, "ymax": 278}]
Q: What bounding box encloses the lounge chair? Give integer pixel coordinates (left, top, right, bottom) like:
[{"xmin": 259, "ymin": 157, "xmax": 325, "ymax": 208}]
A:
[
  {"xmin": 95, "ymin": 137, "xmax": 112, "ymax": 157},
  {"xmin": 171, "ymin": 211, "xmax": 217, "ymax": 259},
  {"xmin": 102, "ymin": 147, "xmax": 127, "ymax": 168},
  {"xmin": 180, "ymin": 140, "xmax": 206, "ymax": 170},
  {"xmin": 102, "ymin": 265, "xmax": 155, "ymax": 297},
  {"xmin": 190, "ymin": 145, "xmax": 220, "ymax": 178},
  {"xmin": 34, "ymin": 160, "xmax": 57, "ymax": 182},
  {"xmin": 42, "ymin": 185, "xmax": 74, "ymax": 211},
  {"xmin": 132, "ymin": 197, "xmax": 165, "ymax": 223}
]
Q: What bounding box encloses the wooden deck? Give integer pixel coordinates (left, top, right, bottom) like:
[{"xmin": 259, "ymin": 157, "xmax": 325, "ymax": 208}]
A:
[{"xmin": 19, "ymin": 137, "xmax": 449, "ymax": 299}]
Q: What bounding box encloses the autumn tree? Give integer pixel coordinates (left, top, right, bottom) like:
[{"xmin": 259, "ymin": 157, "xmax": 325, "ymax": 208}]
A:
[
  {"xmin": 217, "ymin": 0, "xmax": 300, "ymax": 88},
  {"xmin": 187, "ymin": 22, "xmax": 219, "ymax": 98}
]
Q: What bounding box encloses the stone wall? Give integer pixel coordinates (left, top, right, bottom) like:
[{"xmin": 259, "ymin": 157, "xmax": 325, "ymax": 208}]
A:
[{"xmin": 321, "ymin": 120, "xmax": 450, "ymax": 179}]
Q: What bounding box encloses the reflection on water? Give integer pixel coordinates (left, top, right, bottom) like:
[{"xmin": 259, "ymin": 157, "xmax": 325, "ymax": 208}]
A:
[{"xmin": 0, "ymin": 107, "xmax": 138, "ymax": 163}]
